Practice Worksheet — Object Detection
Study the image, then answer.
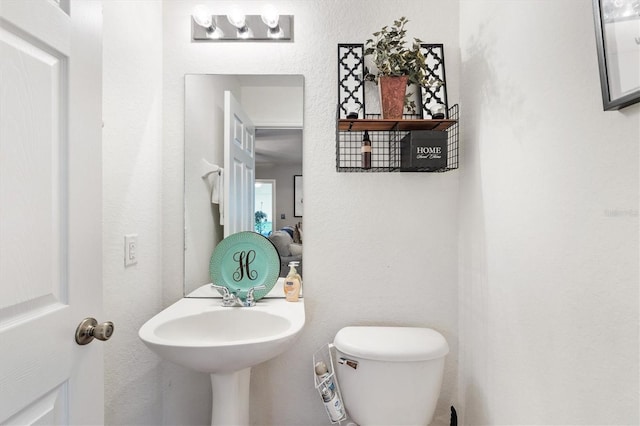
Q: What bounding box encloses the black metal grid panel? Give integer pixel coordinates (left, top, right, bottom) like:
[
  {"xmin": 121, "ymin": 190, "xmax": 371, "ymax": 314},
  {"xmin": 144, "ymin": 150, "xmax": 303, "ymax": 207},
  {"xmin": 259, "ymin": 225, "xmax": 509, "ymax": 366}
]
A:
[
  {"xmin": 337, "ymin": 44, "xmax": 365, "ymax": 119},
  {"xmin": 336, "ymin": 128, "xmax": 402, "ymax": 172},
  {"xmin": 336, "ymin": 104, "xmax": 459, "ymax": 173},
  {"xmin": 420, "ymin": 44, "xmax": 449, "ymax": 119},
  {"xmin": 441, "ymin": 104, "xmax": 459, "ymax": 172}
]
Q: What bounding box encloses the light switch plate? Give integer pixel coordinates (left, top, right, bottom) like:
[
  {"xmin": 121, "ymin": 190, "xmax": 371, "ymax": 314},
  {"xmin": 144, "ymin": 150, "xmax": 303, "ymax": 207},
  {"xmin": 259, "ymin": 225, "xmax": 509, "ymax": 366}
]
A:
[{"xmin": 125, "ymin": 234, "xmax": 138, "ymax": 266}]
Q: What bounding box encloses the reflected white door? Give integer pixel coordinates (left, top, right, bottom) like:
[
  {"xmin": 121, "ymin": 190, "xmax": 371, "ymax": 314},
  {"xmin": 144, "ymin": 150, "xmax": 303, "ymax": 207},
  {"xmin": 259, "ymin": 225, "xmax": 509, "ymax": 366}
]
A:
[
  {"xmin": 223, "ymin": 91, "xmax": 255, "ymax": 237},
  {"xmin": 0, "ymin": 1, "xmax": 103, "ymax": 424}
]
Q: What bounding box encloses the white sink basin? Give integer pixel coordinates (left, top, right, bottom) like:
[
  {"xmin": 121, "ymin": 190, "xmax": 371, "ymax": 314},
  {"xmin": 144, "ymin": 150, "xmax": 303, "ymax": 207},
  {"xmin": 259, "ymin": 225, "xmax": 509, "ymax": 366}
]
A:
[
  {"xmin": 139, "ymin": 297, "xmax": 305, "ymax": 425},
  {"xmin": 139, "ymin": 297, "xmax": 305, "ymax": 373}
]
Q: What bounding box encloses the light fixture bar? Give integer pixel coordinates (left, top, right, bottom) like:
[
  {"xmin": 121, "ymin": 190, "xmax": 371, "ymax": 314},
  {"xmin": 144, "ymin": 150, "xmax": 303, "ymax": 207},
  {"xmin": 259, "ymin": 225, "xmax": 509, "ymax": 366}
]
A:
[{"xmin": 192, "ymin": 15, "xmax": 293, "ymax": 42}]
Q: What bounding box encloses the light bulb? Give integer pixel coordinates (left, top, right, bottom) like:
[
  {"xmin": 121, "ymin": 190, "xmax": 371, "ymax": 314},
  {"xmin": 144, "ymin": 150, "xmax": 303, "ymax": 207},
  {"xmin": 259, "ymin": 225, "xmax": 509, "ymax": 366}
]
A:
[
  {"xmin": 206, "ymin": 27, "xmax": 224, "ymax": 39},
  {"xmin": 261, "ymin": 5, "xmax": 280, "ymax": 28},
  {"xmin": 192, "ymin": 5, "xmax": 212, "ymax": 28},
  {"xmin": 267, "ymin": 26, "xmax": 284, "ymax": 39},
  {"xmin": 237, "ymin": 26, "xmax": 254, "ymax": 39},
  {"xmin": 226, "ymin": 9, "xmax": 246, "ymax": 29}
]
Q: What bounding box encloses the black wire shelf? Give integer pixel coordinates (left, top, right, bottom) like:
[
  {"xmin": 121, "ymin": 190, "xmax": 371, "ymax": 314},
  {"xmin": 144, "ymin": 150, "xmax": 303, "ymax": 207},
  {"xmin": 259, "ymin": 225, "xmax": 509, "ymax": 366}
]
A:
[{"xmin": 336, "ymin": 104, "xmax": 459, "ymax": 173}]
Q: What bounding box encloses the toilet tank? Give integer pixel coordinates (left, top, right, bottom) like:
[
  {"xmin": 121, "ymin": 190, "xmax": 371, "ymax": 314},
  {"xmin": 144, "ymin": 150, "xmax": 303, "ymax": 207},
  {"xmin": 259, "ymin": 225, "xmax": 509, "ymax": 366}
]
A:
[{"xmin": 334, "ymin": 326, "xmax": 449, "ymax": 426}]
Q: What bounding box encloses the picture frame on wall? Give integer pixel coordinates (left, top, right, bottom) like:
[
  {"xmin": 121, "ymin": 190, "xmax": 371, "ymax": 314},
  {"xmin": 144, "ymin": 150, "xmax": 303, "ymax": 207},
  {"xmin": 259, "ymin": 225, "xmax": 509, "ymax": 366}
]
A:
[
  {"xmin": 294, "ymin": 175, "xmax": 303, "ymax": 217},
  {"xmin": 592, "ymin": 0, "xmax": 640, "ymax": 110}
]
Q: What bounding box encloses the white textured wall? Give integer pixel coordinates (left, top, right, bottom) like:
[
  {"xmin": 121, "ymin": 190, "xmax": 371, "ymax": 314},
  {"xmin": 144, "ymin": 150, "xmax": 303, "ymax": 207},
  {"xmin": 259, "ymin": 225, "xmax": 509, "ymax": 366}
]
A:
[
  {"xmin": 458, "ymin": 1, "xmax": 639, "ymax": 424},
  {"xmin": 102, "ymin": 1, "xmax": 164, "ymax": 425},
  {"xmin": 162, "ymin": 1, "xmax": 460, "ymax": 425}
]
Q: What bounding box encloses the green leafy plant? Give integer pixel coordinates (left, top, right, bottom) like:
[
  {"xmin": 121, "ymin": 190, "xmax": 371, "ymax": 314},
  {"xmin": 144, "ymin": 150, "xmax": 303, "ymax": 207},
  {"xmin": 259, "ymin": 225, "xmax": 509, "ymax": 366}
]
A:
[
  {"xmin": 364, "ymin": 17, "xmax": 441, "ymax": 112},
  {"xmin": 254, "ymin": 210, "xmax": 268, "ymax": 234}
]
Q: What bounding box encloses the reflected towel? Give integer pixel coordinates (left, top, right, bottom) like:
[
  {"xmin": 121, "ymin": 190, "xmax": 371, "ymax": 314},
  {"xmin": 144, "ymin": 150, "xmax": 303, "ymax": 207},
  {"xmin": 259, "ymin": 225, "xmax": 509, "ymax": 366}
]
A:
[
  {"xmin": 216, "ymin": 169, "xmax": 224, "ymax": 225},
  {"xmin": 201, "ymin": 158, "xmax": 224, "ymax": 225}
]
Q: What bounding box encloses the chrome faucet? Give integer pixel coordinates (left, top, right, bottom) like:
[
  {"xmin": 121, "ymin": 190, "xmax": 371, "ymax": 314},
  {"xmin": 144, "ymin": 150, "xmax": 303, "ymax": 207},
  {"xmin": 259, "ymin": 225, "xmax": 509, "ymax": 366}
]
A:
[
  {"xmin": 243, "ymin": 285, "xmax": 266, "ymax": 307},
  {"xmin": 211, "ymin": 284, "xmax": 243, "ymax": 307},
  {"xmin": 211, "ymin": 284, "xmax": 266, "ymax": 307}
]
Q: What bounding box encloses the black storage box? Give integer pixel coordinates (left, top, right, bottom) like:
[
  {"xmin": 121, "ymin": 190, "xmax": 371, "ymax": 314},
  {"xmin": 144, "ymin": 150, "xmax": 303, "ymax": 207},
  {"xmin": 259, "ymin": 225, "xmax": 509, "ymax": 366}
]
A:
[{"xmin": 400, "ymin": 130, "xmax": 448, "ymax": 171}]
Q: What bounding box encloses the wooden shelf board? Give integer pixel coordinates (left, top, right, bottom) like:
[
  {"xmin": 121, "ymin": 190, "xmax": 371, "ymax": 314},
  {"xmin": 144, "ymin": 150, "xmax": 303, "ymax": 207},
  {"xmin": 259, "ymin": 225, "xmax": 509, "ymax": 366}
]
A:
[{"xmin": 338, "ymin": 118, "xmax": 457, "ymax": 132}]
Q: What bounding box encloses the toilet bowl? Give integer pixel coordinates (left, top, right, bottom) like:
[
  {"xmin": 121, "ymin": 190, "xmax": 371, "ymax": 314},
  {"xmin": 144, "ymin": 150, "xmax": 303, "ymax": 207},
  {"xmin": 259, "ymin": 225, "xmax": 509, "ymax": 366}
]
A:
[{"xmin": 333, "ymin": 326, "xmax": 448, "ymax": 426}]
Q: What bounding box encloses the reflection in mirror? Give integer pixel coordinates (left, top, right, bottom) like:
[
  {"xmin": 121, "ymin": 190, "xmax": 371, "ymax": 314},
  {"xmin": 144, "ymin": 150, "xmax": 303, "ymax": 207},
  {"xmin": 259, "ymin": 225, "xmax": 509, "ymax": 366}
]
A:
[
  {"xmin": 255, "ymin": 179, "xmax": 276, "ymax": 236},
  {"xmin": 184, "ymin": 75, "xmax": 303, "ymax": 297}
]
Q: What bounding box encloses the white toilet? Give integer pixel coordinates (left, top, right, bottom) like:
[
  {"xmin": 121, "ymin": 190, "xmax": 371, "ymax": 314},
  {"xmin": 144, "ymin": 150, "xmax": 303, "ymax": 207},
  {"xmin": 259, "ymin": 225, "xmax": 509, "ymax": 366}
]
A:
[{"xmin": 333, "ymin": 326, "xmax": 449, "ymax": 426}]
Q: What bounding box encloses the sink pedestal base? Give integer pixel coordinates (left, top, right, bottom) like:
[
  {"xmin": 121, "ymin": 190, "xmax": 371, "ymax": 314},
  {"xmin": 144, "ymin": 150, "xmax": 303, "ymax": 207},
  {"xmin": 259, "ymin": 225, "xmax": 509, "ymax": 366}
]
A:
[{"xmin": 210, "ymin": 368, "xmax": 251, "ymax": 426}]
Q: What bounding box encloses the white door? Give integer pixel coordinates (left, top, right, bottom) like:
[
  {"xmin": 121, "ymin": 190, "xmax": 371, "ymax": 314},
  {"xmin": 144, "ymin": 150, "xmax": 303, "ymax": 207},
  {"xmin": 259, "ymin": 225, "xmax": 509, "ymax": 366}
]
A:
[
  {"xmin": 223, "ymin": 91, "xmax": 255, "ymax": 237},
  {"xmin": 0, "ymin": 1, "xmax": 103, "ymax": 424}
]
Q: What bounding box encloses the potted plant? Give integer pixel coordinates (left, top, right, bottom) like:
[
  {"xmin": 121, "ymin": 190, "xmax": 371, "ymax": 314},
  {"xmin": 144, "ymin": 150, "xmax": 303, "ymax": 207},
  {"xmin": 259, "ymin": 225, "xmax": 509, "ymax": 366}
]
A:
[
  {"xmin": 365, "ymin": 17, "xmax": 436, "ymax": 119},
  {"xmin": 254, "ymin": 210, "xmax": 268, "ymax": 235}
]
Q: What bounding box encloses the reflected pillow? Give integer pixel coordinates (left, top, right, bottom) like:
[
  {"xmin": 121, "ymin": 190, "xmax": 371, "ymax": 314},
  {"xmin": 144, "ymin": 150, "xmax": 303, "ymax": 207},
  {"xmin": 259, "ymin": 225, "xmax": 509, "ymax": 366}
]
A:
[
  {"xmin": 268, "ymin": 231, "xmax": 292, "ymax": 257},
  {"xmin": 289, "ymin": 243, "xmax": 302, "ymax": 256}
]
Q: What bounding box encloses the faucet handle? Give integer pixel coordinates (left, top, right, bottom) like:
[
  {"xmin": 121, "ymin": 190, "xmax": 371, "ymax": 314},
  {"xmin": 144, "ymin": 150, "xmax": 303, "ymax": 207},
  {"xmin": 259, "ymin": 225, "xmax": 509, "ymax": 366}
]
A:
[
  {"xmin": 244, "ymin": 285, "xmax": 267, "ymax": 307},
  {"xmin": 247, "ymin": 285, "xmax": 266, "ymax": 298},
  {"xmin": 212, "ymin": 284, "xmax": 240, "ymax": 306},
  {"xmin": 211, "ymin": 283, "xmax": 230, "ymax": 297}
]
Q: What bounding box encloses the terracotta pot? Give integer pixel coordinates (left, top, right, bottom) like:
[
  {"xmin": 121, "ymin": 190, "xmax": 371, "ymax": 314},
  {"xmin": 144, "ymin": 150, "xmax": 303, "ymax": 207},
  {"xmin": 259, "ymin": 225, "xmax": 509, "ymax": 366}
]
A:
[{"xmin": 379, "ymin": 75, "xmax": 408, "ymax": 119}]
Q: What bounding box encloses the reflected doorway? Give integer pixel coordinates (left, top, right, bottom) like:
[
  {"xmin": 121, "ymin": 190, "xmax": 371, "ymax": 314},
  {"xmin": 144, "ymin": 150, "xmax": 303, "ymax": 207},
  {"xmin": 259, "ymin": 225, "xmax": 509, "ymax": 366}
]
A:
[{"xmin": 255, "ymin": 179, "xmax": 276, "ymax": 236}]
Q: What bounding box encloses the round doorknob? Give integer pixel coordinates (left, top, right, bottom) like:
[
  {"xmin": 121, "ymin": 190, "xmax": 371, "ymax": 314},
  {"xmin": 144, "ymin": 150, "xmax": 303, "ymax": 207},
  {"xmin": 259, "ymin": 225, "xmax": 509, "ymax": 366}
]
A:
[{"xmin": 75, "ymin": 317, "xmax": 115, "ymax": 345}]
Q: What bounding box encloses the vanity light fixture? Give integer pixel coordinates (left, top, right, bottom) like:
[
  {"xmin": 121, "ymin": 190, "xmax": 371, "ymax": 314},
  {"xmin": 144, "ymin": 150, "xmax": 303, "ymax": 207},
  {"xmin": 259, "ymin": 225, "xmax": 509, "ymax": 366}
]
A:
[{"xmin": 191, "ymin": 4, "xmax": 293, "ymax": 42}]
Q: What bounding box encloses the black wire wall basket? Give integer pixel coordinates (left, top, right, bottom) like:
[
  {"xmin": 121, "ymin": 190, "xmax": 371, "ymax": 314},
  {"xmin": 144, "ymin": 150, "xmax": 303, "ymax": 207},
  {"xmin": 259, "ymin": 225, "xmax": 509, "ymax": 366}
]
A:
[{"xmin": 335, "ymin": 104, "xmax": 459, "ymax": 173}]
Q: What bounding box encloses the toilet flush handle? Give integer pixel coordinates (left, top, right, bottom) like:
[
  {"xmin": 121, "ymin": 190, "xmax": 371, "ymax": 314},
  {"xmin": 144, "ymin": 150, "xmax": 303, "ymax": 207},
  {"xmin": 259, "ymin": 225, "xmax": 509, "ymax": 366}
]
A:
[{"xmin": 338, "ymin": 357, "xmax": 358, "ymax": 370}]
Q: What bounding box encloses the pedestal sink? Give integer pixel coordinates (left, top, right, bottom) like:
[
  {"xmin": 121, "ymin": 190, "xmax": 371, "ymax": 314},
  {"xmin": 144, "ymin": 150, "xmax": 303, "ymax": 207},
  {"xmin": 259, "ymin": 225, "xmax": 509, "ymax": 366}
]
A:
[{"xmin": 139, "ymin": 295, "xmax": 305, "ymax": 425}]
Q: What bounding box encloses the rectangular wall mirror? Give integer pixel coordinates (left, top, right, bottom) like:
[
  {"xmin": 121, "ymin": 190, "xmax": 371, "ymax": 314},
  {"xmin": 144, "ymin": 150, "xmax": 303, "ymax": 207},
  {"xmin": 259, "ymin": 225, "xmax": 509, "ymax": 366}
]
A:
[{"xmin": 184, "ymin": 74, "xmax": 304, "ymax": 297}]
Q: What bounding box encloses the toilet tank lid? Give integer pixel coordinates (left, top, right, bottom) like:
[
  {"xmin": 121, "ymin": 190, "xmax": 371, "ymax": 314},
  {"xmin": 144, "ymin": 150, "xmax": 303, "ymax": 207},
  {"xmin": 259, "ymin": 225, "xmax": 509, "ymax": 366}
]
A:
[{"xmin": 334, "ymin": 326, "xmax": 449, "ymax": 362}]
